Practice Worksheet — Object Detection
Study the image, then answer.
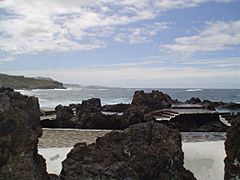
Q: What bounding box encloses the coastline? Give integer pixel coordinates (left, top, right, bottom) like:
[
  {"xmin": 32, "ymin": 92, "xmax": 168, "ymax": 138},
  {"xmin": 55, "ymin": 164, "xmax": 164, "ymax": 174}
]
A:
[{"xmin": 1, "ymin": 88, "xmax": 239, "ymax": 179}]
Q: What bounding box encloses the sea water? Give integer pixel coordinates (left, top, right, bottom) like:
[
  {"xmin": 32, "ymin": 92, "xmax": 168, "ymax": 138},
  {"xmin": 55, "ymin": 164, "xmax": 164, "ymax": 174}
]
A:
[{"xmin": 16, "ymin": 86, "xmax": 240, "ymax": 108}]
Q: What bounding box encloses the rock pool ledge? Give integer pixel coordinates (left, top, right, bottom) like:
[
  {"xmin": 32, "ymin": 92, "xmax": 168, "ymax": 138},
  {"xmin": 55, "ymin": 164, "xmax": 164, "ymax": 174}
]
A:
[{"xmin": 39, "ymin": 128, "xmax": 226, "ymax": 148}]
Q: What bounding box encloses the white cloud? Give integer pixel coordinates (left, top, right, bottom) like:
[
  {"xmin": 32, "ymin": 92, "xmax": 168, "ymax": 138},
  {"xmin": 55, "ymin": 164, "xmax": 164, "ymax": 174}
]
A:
[
  {"xmin": 180, "ymin": 57, "xmax": 240, "ymax": 68},
  {"xmin": 114, "ymin": 22, "xmax": 169, "ymax": 44},
  {"xmin": 160, "ymin": 20, "xmax": 240, "ymax": 54},
  {"xmin": 0, "ymin": 55, "xmax": 15, "ymax": 63},
  {"xmin": 3, "ymin": 55, "xmax": 239, "ymax": 88},
  {"xmin": 0, "ymin": 0, "xmax": 236, "ymax": 56}
]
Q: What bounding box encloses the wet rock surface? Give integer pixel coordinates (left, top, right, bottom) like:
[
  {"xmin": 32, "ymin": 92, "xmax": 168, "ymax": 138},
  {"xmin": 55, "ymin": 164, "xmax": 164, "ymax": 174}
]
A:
[
  {"xmin": 60, "ymin": 122, "xmax": 196, "ymax": 180},
  {"xmin": 224, "ymin": 116, "xmax": 240, "ymax": 179},
  {"xmin": 0, "ymin": 87, "xmax": 49, "ymax": 180}
]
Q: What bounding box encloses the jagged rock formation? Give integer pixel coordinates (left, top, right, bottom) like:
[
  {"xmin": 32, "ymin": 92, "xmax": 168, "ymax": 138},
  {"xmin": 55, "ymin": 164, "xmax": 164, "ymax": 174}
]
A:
[
  {"xmin": 60, "ymin": 122, "xmax": 196, "ymax": 180},
  {"xmin": 131, "ymin": 90, "xmax": 173, "ymax": 112},
  {"xmin": 41, "ymin": 98, "xmax": 148, "ymax": 130},
  {"xmin": 0, "ymin": 87, "xmax": 49, "ymax": 180},
  {"xmin": 40, "ymin": 90, "xmax": 238, "ymax": 132},
  {"xmin": 74, "ymin": 99, "xmax": 147, "ymax": 129},
  {"xmin": 55, "ymin": 105, "xmax": 75, "ymax": 128},
  {"xmin": 224, "ymin": 116, "xmax": 240, "ymax": 179},
  {"xmin": 77, "ymin": 98, "xmax": 102, "ymax": 114},
  {"xmin": 185, "ymin": 97, "xmax": 202, "ymax": 104}
]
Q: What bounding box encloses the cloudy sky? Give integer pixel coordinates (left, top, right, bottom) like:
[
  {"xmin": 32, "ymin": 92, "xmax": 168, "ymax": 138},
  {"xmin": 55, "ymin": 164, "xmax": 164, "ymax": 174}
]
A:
[{"xmin": 0, "ymin": 0, "xmax": 239, "ymax": 88}]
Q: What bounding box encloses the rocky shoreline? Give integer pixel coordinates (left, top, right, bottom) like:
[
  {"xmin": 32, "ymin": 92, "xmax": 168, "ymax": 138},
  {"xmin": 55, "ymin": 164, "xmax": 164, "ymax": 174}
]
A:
[
  {"xmin": 40, "ymin": 90, "xmax": 239, "ymax": 132},
  {"xmin": 0, "ymin": 87, "xmax": 239, "ymax": 179}
]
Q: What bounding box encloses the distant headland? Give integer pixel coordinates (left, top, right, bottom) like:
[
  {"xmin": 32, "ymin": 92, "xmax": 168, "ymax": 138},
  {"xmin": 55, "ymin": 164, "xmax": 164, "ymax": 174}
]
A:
[{"xmin": 0, "ymin": 73, "xmax": 65, "ymax": 89}]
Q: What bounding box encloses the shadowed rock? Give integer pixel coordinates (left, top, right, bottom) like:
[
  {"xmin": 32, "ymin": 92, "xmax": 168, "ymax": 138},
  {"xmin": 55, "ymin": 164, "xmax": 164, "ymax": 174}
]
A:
[
  {"xmin": 75, "ymin": 106, "xmax": 146, "ymax": 130},
  {"xmin": 0, "ymin": 87, "xmax": 48, "ymax": 180},
  {"xmin": 159, "ymin": 113, "xmax": 228, "ymax": 132},
  {"xmin": 55, "ymin": 105, "xmax": 75, "ymax": 128},
  {"xmin": 224, "ymin": 116, "xmax": 240, "ymax": 179},
  {"xmin": 60, "ymin": 122, "xmax": 196, "ymax": 180},
  {"xmin": 102, "ymin": 103, "xmax": 131, "ymax": 112}
]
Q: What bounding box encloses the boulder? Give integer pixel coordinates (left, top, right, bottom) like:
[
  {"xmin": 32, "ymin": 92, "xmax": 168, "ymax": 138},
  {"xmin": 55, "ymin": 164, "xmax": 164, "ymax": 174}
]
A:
[
  {"xmin": 76, "ymin": 98, "xmax": 106, "ymax": 129},
  {"xmin": 60, "ymin": 122, "xmax": 196, "ymax": 180},
  {"xmin": 0, "ymin": 87, "xmax": 49, "ymax": 179},
  {"xmin": 131, "ymin": 90, "xmax": 173, "ymax": 112},
  {"xmin": 55, "ymin": 105, "xmax": 75, "ymax": 128},
  {"xmin": 201, "ymin": 100, "xmax": 217, "ymax": 110},
  {"xmin": 52, "ymin": 98, "xmax": 102, "ymax": 128},
  {"xmin": 78, "ymin": 98, "xmax": 101, "ymax": 114},
  {"xmin": 185, "ymin": 97, "xmax": 201, "ymax": 104},
  {"xmin": 120, "ymin": 106, "xmax": 145, "ymax": 129},
  {"xmin": 224, "ymin": 116, "xmax": 240, "ymax": 179}
]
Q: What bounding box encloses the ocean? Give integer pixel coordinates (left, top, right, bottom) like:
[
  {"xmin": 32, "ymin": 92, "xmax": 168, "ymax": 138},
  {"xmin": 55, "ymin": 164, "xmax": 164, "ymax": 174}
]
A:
[{"xmin": 16, "ymin": 86, "xmax": 240, "ymax": 108}]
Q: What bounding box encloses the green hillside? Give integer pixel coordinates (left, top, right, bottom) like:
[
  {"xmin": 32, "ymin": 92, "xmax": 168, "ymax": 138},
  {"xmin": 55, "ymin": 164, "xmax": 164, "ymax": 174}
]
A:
[{"xmin": 0, "ymin": 74, "xmax": 65, "ymax": 89}]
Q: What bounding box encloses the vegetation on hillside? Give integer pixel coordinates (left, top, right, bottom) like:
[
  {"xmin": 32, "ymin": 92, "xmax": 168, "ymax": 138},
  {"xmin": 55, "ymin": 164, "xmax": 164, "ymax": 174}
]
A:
[{"xmin": 0, "ymin": 74, "xmax": 65, "ymax": 89}]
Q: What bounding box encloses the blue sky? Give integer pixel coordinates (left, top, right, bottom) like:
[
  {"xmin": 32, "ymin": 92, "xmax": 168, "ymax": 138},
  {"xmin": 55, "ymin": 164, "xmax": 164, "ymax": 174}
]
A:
[{"xmin": 0, "ymin": 0, "xmax": 239, "ymax": 88}]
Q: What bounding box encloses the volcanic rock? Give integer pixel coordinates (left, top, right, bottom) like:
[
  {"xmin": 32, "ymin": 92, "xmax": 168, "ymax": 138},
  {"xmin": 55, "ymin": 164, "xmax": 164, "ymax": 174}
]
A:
[
  {"xmin": 77, "ymin": 98, "xmax": 101, "ymax": 115},
  {"xmin": 55, "ymin": 105, "xmax": 75, "ymax": 128},
  {"xmin": 201, "ymin": 100, "xmax": 240, "ymax": 111},
  {"xmin": 224, "ymin": 116, "xmax": 240, "ymax": 179},
  {"xmin": 102, "ymin": 103, "xmax": 131, "ymax": 112},
  {"xmin": 131, "ymin": 90, "xmax": 173, "ymax": 113},
  {"xmin": 60, "ymin": 122, "xmax": 196, "ymax": 180},
  {"xmin": 222, "ymin": 102, "xmax": 240, "ymax": 110},
  {"xmin": 0, "ymin": 87, "xmax": 48, "ymax": 179},
  {"xmin": 120, "ymin": 106, "xmax": 145, "ymax": 128},
  {"xmin": 159, "ymin": 113, "xmax": 228, "ymax": 132},
  {"xmin": 185, "ymin": 97, "xmax": 201, "ymax": 104}
]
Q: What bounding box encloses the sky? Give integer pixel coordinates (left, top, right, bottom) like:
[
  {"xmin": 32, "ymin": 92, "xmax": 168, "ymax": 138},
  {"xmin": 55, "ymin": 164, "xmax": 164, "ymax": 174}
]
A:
[{"xmin": 0, "ymin": 0, "xmax": 239, "ymax": 88}]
